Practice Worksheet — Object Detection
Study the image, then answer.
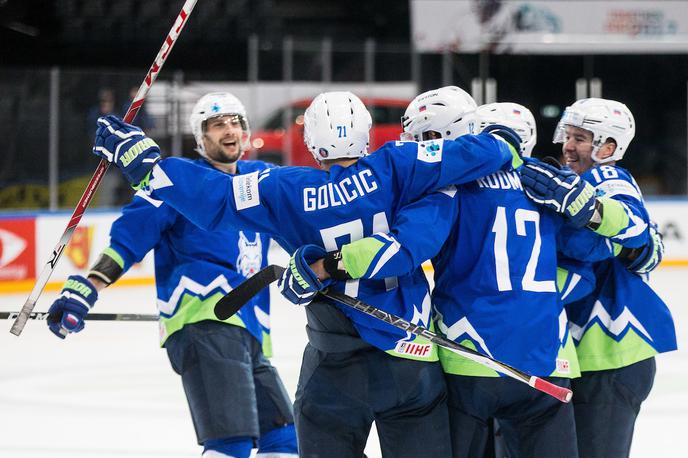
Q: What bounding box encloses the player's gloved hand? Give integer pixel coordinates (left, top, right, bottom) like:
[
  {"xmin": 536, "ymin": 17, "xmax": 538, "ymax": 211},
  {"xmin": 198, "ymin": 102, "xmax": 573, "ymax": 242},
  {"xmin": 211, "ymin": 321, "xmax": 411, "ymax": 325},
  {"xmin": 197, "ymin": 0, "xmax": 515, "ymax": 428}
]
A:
[
  {"xmin": 47, "ymin": 275, "xmax": 98, "ymax": 339},
  {"xmin": 620, "ymin": 221, "xmax": 664, "ymax": 274},
  {"xmin": 92, "ymin": 115, "xmax": 161, "ymax": 189},
  {"xmin": 481, "ymin": 124, "xmax": 524, "ymax": 169},
  {"xmin": 278, "ymin": 245, "xmax": 332, "ymax": 306},
  {"xmin": 519, "ymin": 157, "xmax": 597, "ymax": 228},
  {"xmin": 482, "ymin": 124, "xmax": 522, "ymax": 153}
]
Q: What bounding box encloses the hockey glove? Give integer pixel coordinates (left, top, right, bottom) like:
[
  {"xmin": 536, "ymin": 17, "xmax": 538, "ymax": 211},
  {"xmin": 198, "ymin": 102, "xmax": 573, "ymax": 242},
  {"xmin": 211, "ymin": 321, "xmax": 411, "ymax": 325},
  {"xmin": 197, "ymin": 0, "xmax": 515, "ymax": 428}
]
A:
[
  {"xmin": 519, "ymin": 157, "xmax": 597, "ymax": 228},
  {"xmin": 92, "ymin": 115, "xmax": 161, "ymax": 188},
  {"xmin": 481, "ymin": 124, "xmax": 524, "ymax": 169},
  {"xmin": 619, "ymin": 221, "xmax": 664, "ymax": 274},
  {"xmin": 278, "ymin": 245, "xmax": 332, "ymax": 306},
  {"xmin": 47, "ymin": 275, "xmax": 98, "ymax": 339},
  {"xmin": 482, "ymin": 124, "xmax": 522, "ymax": 153}
]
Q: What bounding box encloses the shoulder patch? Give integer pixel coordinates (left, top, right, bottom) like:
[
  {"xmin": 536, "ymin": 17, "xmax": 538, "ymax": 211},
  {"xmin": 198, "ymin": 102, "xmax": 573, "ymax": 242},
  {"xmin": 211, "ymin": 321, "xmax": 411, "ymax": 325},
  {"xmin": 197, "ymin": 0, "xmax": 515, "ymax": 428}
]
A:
[
  {"xmin": 416, "ymin": 139, "xmax": 444, "ymax": 163},
  {"xmin": 233, "ymin": 171, "xmax": 261, "ymax": 210},
  {"xmin": 595, "ymin": 179, "xmax": 642, "ymax": 202}
]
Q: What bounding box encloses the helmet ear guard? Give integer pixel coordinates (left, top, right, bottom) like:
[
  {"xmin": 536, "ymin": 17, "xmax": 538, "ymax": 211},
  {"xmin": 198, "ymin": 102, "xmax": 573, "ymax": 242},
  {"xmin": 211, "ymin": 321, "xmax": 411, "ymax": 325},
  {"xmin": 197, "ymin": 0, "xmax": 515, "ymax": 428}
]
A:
[
  {"xmin": 189, "ymin": 92, "xmax": 251, "ymax": 157},
  {"xmin": 303, "ymin": 91, "xmax": 372, "ymax": 163},
  {"xmin": 553, "ymin": 98, "xmax": 635, "ymax": 163}
]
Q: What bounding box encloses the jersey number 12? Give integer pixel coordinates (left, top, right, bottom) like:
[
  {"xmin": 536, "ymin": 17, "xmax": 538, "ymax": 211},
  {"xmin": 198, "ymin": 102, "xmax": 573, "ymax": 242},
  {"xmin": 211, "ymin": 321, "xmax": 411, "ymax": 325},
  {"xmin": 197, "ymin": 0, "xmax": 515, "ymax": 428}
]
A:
[{"xmin": 491, "ymin": 206, "xmax": 556, "ymax": 293}]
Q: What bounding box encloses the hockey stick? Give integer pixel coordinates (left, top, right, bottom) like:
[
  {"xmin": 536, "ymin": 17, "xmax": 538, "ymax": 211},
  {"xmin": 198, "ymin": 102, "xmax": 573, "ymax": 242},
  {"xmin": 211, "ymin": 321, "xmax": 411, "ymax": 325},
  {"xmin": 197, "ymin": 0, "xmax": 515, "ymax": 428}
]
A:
[
  {"xmin": 10, "ymin": 0, "xmax": 198, "ymax": 336},
  {"xmin": 323, "ymin": 289, "xmax": 572, "ymax": 403},
  {"xmin": 215, "ymin": 265, "xmax": 573, "ymax": 403},
  {"xmin": 1, "ymin": 312, "xmax": 158, "ymax": 321},
  {"xmin": 215, "ymin": 265, "xmax": 283, "ymax": 319}
]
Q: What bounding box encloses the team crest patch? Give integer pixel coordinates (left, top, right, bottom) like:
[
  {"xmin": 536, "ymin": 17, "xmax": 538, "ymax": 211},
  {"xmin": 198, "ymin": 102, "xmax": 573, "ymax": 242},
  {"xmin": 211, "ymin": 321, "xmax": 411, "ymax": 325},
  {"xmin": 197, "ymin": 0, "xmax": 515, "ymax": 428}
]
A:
[
  {"xmin": 233, "ymin": 171, "xmax": 260, "ymax": 210},
  {"xmin": 395, "ymin": 341, "xmax": 433, "ymax": 358},
  {"xmin": 236, "ymin": 231, "xmax": 262, "ymax": 278},
  {"xmin": 416, "ymin": 139, "xmax": 443, "ymax": 163}
]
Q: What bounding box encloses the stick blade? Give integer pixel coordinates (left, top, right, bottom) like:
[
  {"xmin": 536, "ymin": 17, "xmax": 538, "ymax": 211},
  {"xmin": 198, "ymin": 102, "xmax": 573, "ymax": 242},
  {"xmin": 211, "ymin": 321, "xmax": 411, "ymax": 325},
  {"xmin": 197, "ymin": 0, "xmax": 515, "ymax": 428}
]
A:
[
  {"xmin": 9, "ymin": 312, "xmax": 29, "ymax": 336},
  {"xmin": 214, "ymin": 265, "xmax": 285, "ymax": 320},
  {"xmin": 9, "ymin": 297, "xmax": 37, "ymax": 336}
]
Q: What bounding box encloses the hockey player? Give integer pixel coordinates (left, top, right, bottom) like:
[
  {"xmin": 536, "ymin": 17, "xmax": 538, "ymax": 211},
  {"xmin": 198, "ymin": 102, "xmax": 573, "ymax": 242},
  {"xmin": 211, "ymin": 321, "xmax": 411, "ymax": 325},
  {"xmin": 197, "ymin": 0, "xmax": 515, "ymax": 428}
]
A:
[
  {"xmin": 46, "ymin": 92, "xmax": 298, "ymax": 458},
  {"xmin": 89, "ymin": 88, "xmax": 523, "ymax": 457},
  {"xmin": 518, "ymin": 98, "xmax": 678, "ymax": 457},
  {"xmin": 289, "ymin": 99, "xmax": 625, "ymax": 457}
]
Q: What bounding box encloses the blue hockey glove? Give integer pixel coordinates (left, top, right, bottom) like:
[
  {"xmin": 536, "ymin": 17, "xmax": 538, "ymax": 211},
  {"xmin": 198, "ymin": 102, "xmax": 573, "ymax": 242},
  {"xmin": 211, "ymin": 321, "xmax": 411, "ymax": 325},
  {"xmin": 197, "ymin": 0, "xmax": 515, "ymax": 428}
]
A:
[
  {"xmin": 93, "ymin": 115, "xmax": 161, "ymax": 188},
  {"xmin": 47, "ymin": 275, "xmax": 98, "ymax": 339},
  {"xmin": 620, "ymin": 221, "xmax": 664, "ymax": 274},
  {"xmin": 519, "ymin": 157, "xmax": 597, "ymax": 228},
  {"xmin": 481, "ymin": 124, "xmax": 524, "ymax": 169},
  {"xmin": 482, "ymin": 124, "xmax": 523, "ymax": 154},
  {"xmin": 278, "ymin": 245, "xmax": 332, "ymax": 306}
]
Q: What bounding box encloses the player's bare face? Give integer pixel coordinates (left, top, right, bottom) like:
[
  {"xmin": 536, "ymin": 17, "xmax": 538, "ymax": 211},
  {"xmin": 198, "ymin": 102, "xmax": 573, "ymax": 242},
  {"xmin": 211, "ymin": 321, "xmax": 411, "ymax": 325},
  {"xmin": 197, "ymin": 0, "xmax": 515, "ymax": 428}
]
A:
[
  {"xmin": 203, "ymin": 115, "xmax": 247, "ymax": 164},
  {"xmin": 561, "ymin": 125, "xmax": 595, "ymax": 175}
]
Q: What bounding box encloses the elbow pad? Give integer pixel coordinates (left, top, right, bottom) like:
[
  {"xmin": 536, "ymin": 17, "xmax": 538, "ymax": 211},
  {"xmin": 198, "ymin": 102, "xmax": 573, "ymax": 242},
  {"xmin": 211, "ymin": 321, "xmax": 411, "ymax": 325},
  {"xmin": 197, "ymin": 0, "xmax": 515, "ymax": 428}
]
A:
[{"xmin": 87, "ymin": 249, "xmax": 125, "ymax": 285}]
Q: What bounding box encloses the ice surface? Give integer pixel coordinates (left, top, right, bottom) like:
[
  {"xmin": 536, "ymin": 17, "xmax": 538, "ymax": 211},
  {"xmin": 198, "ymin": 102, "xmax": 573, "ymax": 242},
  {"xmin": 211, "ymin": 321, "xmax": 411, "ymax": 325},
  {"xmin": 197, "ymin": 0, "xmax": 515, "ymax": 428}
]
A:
[{"xmin": 0, "ymin": 267, "xmax": 684, "ymax": 457}]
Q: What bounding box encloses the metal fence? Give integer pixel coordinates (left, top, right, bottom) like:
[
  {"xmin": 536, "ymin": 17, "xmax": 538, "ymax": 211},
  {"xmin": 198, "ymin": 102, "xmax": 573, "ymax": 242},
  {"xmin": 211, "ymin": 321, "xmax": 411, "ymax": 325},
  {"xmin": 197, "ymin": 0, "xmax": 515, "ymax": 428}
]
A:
[{"xmin": 2, "ymin": 38, "xmax": 687, "ymax": 210}]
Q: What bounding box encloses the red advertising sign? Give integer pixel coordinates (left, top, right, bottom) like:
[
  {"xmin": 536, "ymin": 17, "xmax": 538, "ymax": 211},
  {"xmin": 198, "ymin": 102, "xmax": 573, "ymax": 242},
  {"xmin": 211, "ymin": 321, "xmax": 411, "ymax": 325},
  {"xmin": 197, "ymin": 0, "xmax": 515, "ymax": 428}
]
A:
[
  {"xmin": 0, "ymin": 218, "xmax": 36, "ymax": 281},
  {"xmin": 65, "ymin": 225, "xmax": 93, "ymax": 269}
]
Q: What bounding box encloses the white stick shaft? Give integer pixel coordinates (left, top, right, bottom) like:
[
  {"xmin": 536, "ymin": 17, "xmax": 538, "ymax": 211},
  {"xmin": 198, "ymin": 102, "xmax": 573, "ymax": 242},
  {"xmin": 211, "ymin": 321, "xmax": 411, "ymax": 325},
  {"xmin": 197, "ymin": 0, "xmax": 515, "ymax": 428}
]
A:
[{"xmin": 10, "ymin": 0, "xmax": 199, "ymax": 336}]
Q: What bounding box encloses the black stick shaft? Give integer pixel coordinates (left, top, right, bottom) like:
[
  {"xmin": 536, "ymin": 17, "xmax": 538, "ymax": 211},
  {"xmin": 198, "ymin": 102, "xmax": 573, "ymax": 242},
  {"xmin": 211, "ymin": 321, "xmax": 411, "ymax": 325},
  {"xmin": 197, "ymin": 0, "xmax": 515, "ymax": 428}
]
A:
[{"xmin": 1, "ymin": 312, "xmax": 158, "ymax": 321}]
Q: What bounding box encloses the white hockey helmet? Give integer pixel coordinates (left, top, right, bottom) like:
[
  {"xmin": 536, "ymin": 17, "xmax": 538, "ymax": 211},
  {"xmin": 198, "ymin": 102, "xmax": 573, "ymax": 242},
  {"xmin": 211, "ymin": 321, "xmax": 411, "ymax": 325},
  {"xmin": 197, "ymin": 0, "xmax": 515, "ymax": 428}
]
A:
[
  {"xmin": 401, "ymin": 86, "xmax": 478, "ymax": 141},
  {"xmin": 474, "ymin": 102, "xmax": 537, "ymax": 157},
  {"xmin": 553, "ymin": 98, "xmax": 635, "ymax": 163},
  {"xmin": 303, "ymin": 91, "xmax": 372, "ymax": 163},
  {"xmin": 189, "ymin": 92, "xmax": 250, "ymax": 156}
]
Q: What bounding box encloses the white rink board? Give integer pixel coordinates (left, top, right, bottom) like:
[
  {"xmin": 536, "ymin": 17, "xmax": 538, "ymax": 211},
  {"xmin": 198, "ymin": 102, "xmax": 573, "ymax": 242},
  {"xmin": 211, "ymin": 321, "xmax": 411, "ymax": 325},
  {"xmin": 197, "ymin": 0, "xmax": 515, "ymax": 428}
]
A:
[
  {"xmin": 0, "ymin": 266, "xmax": 685, "ymax": 457},
  {"xmin": 35, "ymin": 211, "xmax": 155, "ymax": 282}
]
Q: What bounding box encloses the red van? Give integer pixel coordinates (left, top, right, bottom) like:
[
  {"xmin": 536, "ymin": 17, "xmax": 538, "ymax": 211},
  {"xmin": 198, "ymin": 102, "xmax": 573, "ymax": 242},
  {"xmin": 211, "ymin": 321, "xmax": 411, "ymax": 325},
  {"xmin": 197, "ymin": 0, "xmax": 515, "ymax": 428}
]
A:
[{"xmin": 248, "ymin": 97, "xmax": 410, "ymax": 166}]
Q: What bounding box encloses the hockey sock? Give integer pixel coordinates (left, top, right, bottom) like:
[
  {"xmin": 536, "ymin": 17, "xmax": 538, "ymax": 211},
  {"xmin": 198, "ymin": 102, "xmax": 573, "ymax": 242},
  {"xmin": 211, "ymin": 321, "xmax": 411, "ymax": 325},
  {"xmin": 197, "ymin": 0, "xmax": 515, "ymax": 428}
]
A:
[
  {"xmin": 202, "ymin": 436, "xmax": 253, "ymax": 458},
  {"xmin": 256, "ymin": 424, "xmax": 298, "ymax": 455}
]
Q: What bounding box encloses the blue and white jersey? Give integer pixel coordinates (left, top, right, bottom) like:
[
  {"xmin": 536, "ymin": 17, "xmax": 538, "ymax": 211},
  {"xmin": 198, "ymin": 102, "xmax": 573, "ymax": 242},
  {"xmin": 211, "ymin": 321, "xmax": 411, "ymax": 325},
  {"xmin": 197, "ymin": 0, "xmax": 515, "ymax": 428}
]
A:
[
  {"xmin": 567, "ymin": 164, "xmax": 677, "ymax": 371},
  {"xmin": 140, "ymin": 134, "xmax": 515, "ymax": 360},
  {"xmin": 348, "ymin": 169, "xmax": 614, "ymax": 376},
  {"xmin": 107, "ymin": 159, "xmax": 274, "ymax": 350},
  {"xmin": 582, "ymin": 165, "xmax": 648, "ymax": 248}
]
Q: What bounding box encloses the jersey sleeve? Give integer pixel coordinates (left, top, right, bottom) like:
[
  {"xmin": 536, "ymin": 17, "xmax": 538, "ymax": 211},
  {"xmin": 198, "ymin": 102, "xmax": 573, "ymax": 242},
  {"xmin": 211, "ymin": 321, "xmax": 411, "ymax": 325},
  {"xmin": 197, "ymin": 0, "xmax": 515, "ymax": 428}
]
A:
[
  {"xmin": 341, "ymin": 187, "xmax": 459, "ymax": 279},
  {"xmin": 555, "ymin": 220, "xmax": 616, "ymax": 263},
  {"xmin": 582, "ymin": 166, "xmax": 649, "ymax": 249},
  {"xmin": 144, "ymin": 158, "xmax": 283, "ymax": 235},
  {"xmin": 556, "ymin": 257, "xmax": 596, "ymax": 305},
  {"xmin": 107, "ymin": 191, "xmax": 178, "ymax": 271},
  {"xmin": 381, "ymin": 132, "xmax": 515, "ymax": 203}
]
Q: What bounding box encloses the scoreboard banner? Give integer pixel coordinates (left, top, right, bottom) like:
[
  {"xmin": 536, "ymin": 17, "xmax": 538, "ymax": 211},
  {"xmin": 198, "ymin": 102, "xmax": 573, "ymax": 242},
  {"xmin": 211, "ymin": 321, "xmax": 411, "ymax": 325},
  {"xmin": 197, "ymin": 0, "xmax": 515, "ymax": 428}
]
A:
[{"xmin": 411, "ymin": 0, "xmax": 688, "ymax": 54}]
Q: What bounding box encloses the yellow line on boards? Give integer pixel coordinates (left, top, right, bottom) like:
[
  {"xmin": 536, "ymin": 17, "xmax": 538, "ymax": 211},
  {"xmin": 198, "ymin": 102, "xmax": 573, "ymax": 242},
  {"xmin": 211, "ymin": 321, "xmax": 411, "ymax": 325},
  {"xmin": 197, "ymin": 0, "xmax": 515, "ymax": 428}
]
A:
[
  {"xmin": 2, "ymin": 259, "xmax": 688, "ymax": 293},
  {"xmin": 421, "ymin": 260, "xmax": 688, "ymax": 272},
  {"xmin": 0, "ymin": 277, "xmax": 156, "ymax": 294}
]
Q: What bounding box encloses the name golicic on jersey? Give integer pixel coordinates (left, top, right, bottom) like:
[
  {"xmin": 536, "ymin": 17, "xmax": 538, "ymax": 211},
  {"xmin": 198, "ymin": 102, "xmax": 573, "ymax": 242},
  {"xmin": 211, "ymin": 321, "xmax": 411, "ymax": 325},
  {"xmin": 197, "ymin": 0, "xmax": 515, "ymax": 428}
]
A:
[{"xmin": 303, "ymin": 169, "xmax": 379, "ymax": 212}]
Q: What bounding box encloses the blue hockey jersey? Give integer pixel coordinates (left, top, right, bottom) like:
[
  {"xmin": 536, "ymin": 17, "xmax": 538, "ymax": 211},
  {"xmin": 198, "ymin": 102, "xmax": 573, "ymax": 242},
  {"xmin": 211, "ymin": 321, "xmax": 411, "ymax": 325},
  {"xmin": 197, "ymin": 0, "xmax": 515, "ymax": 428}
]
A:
[
  {"xmin": 139, "ymin": 134, "xmax": 515, "ymax": 360},
  {"xmin": 344, "ymin": 169, "xmax": 615, "ymax": 376},
  {"xmin": 566, "ymin": 165, "xmax": 677, "ymax": 371},
  {"xmin": 106, "ymin": 159, "xmax": 274, "ymax": 350}
]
